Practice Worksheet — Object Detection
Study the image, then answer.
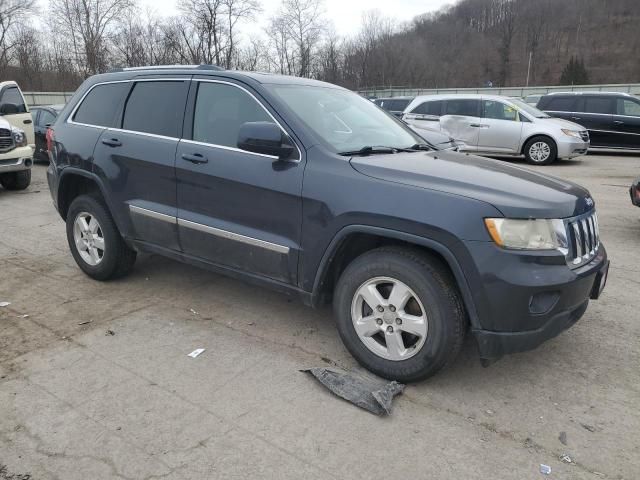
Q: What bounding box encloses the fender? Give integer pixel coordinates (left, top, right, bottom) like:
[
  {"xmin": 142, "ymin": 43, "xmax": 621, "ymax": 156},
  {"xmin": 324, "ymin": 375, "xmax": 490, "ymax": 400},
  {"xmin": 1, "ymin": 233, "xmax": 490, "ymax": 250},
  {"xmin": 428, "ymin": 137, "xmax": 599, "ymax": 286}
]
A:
[
  {"xmin": 310, "ymin": 225, "xmax": 481, "ymax": 329},
  {"xmin": 57, "ymin": 167, "xmax": 119, "ymax": 225}
]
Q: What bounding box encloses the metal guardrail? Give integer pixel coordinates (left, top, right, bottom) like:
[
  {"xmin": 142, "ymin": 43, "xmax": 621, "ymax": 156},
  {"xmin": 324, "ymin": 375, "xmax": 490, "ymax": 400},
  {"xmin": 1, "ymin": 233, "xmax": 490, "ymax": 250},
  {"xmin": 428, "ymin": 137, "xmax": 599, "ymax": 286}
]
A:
[
  {"xmin": 23, "ymin": 91, "xmax": 74, "ymax": 106},
  {"xmin": 358, "ymin": 83, "xmax": 640, "ymax": 98}
]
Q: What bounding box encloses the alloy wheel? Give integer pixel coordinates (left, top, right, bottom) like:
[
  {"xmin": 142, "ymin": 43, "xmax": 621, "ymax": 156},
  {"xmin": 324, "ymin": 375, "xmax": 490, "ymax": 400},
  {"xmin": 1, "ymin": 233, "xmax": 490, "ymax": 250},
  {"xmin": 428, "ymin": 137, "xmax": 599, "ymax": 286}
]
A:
[
  {"xmin": 73, "ymin": 212, "xmax": 105, "ymax": 266},
  {"xmin": 529, "ymin": 141, "xmax": 551, "ymax": 163}
]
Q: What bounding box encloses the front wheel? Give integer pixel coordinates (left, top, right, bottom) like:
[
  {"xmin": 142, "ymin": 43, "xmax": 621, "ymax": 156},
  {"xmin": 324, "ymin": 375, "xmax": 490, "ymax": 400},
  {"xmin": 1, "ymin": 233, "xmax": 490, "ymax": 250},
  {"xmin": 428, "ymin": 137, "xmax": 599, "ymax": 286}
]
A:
[
  {"xmin": 0, "ymin": 170, "xmax": 31, "ymax": 190},
  {"xmin": 333, "ymin": 247, "xmax": 466, "ymax": 382},
  {"xmin": 523, "ymin": 136, "xmax": 557, "ymax": 165},
  {"xmin": 66, "ymin": 195, "xmax": 136, "ymax": 281}
]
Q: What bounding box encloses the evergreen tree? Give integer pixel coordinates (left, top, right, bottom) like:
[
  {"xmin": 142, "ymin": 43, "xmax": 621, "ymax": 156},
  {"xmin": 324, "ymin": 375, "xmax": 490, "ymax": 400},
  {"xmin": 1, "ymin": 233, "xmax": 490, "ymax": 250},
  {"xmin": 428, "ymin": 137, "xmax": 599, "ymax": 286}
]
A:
[{"xmin": 560, "ymin": 56, "xmax": 590, "ymax": 85}]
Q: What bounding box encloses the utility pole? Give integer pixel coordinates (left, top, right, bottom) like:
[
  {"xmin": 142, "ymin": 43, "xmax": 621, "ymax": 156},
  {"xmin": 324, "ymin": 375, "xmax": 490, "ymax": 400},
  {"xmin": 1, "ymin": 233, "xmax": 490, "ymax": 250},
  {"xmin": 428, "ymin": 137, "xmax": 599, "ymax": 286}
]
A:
[{"xmin": 526, "ymin": 51, "xmax": 533, "ymax": 87}]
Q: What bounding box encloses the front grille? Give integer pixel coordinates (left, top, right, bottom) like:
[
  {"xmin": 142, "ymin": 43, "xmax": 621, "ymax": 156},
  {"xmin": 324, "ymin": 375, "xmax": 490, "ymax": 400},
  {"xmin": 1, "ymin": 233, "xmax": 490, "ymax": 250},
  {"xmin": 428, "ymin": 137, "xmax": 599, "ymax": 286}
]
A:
[
  {"xmin": 0, "ymin": 128, "xmax": 13, "ymax": 153},
  {"xmin": 579, "ymin": 131, "xmax": 589, "ymax": 142},
  {"xmin": 566, "ymin": 210, "xmax": 599, "ymax": 267}
]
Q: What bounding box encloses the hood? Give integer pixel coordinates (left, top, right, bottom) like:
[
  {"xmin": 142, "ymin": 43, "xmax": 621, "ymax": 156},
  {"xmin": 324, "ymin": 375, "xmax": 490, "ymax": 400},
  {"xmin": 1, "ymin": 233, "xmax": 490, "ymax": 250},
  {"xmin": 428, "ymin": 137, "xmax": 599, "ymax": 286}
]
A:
[
  {"xmin": 0, "ymin": 116, "xmax": 11, "ymax": 130},
  {"xmin": 350, "ymin": 150, "xmax": 593, "ymax": 219},
  {"xmin": 539, "ymin": 117, "xmax": 585, "ymax": 131}
]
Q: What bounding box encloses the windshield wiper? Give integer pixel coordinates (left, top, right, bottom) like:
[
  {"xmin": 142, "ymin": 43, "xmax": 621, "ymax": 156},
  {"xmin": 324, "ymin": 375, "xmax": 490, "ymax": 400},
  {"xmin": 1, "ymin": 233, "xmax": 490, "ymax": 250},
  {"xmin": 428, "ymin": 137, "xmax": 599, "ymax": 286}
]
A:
[
  {"xmin": 410, "ymin": 143, "xmax": 433, "ymax": 151},
  {"xmin": 338, "ymin": 145, "xmax": 416, "ymax": 156}
]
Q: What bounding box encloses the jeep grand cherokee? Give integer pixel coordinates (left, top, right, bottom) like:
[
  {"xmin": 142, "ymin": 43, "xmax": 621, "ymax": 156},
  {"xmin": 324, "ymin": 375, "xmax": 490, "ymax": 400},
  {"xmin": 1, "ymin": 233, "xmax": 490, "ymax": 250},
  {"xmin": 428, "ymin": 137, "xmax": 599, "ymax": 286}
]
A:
[{"xmin": 46, "ymin": 65, "xmax": 609, "ymax": 381}]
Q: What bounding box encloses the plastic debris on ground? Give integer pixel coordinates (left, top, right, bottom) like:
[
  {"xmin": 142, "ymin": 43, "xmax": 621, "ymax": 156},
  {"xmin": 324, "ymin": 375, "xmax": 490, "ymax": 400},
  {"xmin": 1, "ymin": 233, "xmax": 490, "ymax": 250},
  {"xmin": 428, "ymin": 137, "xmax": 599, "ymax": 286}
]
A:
[
  {"xmin": 540, "ymin": 464, "xmax": 552, "ymax": 475},
  {"xmin": 560, "ymin": 453, "xmax": 573, "ymax": 463},
  {"xmin": 0, "ymin": 302, "xmax": 10, "ymax": 307},
  {"xmin": 105, "ymin": 329, "xmax": 115, "ymax": 336},
  {"xmin": 188, "ymin": 348, "xmax": 205, "ymax": 358},
  {"xmin": 302, "ymin": 367, "xmax": 405, "ymax": 416}
]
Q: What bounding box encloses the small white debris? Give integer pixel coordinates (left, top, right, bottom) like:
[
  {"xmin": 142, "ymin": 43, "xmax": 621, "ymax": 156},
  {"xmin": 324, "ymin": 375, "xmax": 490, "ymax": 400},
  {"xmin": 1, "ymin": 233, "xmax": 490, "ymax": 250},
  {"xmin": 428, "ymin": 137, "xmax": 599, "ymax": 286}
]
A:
[
  {"xmin": 17, "ymin": 314, "xmax": 29, "ymax": 318},
  {"xmin": 188, "ymin": 348, "xmax": 205, "ymax": 358},
  {"xmin": 540, "ymin": 464, "xmax": 552, "ymax": 475},
  {"xmin": 0, "ymin": 302, "xmax": 10, "ymax": 307},
  {"xmin": 190, "ymin": 308, "xmax": 199, "ymax": 315},
  {"xmin": 485, "ymin": 409, "xmax": 494, "ymax": 415},
  {"xmin": 560, "ymin": 454, "xmax": 572, "ymax": 464}
]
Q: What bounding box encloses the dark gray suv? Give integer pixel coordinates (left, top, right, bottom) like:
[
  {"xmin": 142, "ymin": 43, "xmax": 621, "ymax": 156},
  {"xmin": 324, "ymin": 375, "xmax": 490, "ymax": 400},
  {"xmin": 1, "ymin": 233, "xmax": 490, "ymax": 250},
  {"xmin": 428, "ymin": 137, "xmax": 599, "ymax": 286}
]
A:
[{"xmin": 46, "ymin": 65, "xmax": 609, "ymax": 381}]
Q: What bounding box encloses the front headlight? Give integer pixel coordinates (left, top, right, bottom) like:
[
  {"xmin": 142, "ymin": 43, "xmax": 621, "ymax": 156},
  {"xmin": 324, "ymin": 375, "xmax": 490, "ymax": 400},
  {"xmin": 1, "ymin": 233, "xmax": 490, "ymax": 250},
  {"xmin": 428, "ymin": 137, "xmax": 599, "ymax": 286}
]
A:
[
  {"xmin": 561, "ymin": 129, "xmax": 582, "ymax": 140},
  {"xmin": 484, "ymin": 218, "xmax": 568, "ymax": 251},
  {"xmin": 11, "ymin": 128, "xmax": 27, "ymax": 147}
]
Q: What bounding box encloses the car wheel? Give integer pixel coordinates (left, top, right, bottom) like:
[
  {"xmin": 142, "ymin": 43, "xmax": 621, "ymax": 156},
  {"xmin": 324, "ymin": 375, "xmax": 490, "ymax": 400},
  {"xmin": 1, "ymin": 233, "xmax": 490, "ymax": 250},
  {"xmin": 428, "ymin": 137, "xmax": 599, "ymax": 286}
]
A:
[
  {"xmin": 333, "ymin": 247, "xmax": 466, "ymax": 382},
  {"xmin": 524, "ymin": 136, "xmax": 557, "ymax": 165},
  {"xmin": 0, "ymin": 170, "xmax": 31, "ymax": 190},
  {"xmin": 66, "ymin": 194, "xmax": 136, "ymax": 281}
]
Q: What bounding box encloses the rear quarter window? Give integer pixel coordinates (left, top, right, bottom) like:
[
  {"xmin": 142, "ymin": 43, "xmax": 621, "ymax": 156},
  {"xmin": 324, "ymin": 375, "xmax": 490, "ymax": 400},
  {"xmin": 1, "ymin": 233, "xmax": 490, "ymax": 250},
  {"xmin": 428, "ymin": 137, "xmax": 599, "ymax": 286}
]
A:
[
  {"xmin": 411, "ymin": 100, "xmax": 443, "ymax": 116},
  {"xmin": 543, "ymin": 96, "xmax": 577, "ymax": 112},
  {"xmin": 73, "ymin": 82, "xmax": 130, "ymax": 127}
]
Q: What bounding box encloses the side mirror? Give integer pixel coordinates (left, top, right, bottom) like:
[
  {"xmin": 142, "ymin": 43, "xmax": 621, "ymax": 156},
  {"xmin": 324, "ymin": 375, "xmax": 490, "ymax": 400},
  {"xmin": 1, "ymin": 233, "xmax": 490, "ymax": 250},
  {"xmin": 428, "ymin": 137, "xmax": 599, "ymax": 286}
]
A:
[
  {"xmin": 237, "ymin": 121, "xmax": 295, "ymax": 160},
  {"xmin": 0, "ymin": 103, "xmax": 19, "ymax": 116}
]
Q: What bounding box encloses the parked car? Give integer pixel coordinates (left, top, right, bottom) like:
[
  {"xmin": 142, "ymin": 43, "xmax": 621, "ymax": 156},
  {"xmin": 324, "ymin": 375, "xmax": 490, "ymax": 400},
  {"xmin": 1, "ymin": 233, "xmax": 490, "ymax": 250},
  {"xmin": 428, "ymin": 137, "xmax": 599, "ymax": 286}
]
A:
[
  {"xmin": 373, "ymin": 97, "xmax": 414, "ymax": 117},
  {"xmin": 631, "ymin": 177, "xmax": 640, "ymax": 207},
  {"xmin": 407, "ymin": 123, "xmax": 461, "ymax": 150},
  {"xmin": 31, "ymin": 104, "xmax": 64, "ymax": 162},
  {"xmin": 537, "ymin": 92, "xmax": 640, "ymax": 150},
  {"xmin": 402, "ymin": 94, "xmax": 590, "ymax": 164},
  {"xmin": 0, "ymin": 81, "xmax": 34, "ymax": 190},
  {"xmin": 47, "ymin": 66, "xmax": 608, "ymax": 381},
  {"xmin": 523, "ymin": 94, "xmax": 542, "ymax": 106}
]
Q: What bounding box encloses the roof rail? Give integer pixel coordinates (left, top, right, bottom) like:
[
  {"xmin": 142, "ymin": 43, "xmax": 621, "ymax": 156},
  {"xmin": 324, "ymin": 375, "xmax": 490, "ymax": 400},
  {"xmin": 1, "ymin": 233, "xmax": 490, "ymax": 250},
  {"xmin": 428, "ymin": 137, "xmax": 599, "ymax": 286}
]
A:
[
  {"xmin": 109, "ymin": 64, "xmax": 224, "ymax": 73},
  {"xmin": 547, "ymin": 91, "xmax": 631, "ymax": 96}
]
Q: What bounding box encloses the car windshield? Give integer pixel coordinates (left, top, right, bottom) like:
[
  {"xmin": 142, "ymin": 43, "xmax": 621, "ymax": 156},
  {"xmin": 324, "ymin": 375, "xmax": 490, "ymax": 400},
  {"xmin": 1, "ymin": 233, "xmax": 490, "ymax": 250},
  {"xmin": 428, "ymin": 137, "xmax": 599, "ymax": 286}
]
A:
[
  {"xmin": 511, "ymin": 98, "xmax": 549, "ymax": 118},
  {"xmin": 266, "ymin": 85, "xmax": 422, "ymax": 154}
]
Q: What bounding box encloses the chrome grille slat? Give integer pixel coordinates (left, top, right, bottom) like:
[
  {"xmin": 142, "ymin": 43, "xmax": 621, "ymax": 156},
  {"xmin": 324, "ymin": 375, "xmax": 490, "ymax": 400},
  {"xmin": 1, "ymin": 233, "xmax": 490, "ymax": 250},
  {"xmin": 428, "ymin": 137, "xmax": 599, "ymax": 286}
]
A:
[
  {"xmin": 0, "ymin": 129, "xmax": 13, "ymax": 153},
  {"xmin": 567, "ymin": 210, "xmax": 599, "ymax": 267}
]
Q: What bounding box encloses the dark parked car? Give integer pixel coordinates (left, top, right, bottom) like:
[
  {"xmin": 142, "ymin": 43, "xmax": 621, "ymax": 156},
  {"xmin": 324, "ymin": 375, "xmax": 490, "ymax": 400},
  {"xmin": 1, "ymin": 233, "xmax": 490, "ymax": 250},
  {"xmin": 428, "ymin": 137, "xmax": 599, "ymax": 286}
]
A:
[
  {"xmin": 46, "ymin": 66, "xmax": 609, "ymax": 381},
  {"xmin": 30, "ymin": 104, "xmax": 64, "ymax": 161},
  {"xmin": 538, "ymin": 92, "xmax": 640, "ymax": 150},
  {"xmin": 373, "ymin": 97, "xmax": 414, "ymax": 117},
  {"xmin": 631, "ymin": 177, "xmax": 640, "ymax": 207}
]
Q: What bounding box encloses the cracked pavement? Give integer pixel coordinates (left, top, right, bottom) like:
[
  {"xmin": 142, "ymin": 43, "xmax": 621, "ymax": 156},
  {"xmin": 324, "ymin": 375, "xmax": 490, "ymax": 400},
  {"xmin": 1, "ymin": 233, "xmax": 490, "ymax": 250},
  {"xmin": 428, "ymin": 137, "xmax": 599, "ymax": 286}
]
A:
[{"xmin": 0, "ymin": 158, "xmax": 639, "ymax": 479}]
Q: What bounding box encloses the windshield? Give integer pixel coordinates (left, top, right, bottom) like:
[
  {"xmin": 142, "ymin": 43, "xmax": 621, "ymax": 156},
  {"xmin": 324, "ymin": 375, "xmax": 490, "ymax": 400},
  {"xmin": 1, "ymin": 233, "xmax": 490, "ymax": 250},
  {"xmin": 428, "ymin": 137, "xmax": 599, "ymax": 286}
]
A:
[
  {"xmin": 511, "ymin": 98, "xmax": 549, "ymax": 118},
  {"xmin": 267, "ymin": 85, "xmax": 423, "ymax": 154}
]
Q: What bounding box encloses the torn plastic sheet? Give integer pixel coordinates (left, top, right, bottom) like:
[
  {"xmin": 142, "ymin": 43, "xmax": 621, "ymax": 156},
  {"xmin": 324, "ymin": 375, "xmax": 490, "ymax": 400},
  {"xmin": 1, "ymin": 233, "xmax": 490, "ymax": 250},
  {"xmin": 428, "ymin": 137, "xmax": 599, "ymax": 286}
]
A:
[{"xmin": 302, "ymin": 367, "xmax": 405, "ymax": 415}]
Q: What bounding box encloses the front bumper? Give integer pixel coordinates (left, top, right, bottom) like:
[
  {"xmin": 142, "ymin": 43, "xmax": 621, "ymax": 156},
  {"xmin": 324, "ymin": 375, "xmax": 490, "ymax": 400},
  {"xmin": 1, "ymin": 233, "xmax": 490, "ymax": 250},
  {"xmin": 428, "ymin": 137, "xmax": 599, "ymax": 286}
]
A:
[
  {"xmin": 466, "ymin": 241, "xmax": 608, "ymax": 359},
  {"xmin": 556, "ymin": 138, "xmax": 589, "ymax": 159},
  {"xmin": 0, "ymin": 146, "xmax": 35, "ymax": 173}
]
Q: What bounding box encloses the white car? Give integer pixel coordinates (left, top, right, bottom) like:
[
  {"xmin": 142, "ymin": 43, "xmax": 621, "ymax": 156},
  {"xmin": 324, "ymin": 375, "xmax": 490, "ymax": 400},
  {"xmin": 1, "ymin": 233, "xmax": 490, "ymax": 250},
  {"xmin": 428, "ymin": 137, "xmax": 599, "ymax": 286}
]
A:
[{"xmin": 402, "ymin": 94, "xmax": 589, "ymax": 165}]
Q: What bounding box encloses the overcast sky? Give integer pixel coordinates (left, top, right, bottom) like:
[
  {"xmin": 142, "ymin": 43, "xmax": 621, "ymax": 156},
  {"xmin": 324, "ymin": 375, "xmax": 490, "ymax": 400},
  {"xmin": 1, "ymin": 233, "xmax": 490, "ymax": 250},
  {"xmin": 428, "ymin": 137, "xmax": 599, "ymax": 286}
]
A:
[{"xmin": 136, "ymin": 0, "xmax": 454, "ymax": 37}]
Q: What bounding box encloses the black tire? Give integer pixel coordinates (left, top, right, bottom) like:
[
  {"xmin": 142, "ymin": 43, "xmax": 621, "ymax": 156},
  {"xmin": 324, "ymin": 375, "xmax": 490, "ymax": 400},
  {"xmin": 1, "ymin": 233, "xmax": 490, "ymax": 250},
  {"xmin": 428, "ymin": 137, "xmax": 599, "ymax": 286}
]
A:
[
  {"xmin": 333, "ymin": 247, "xmax": 466, "ymax": 382},
  {"xmin": 66, "ymin": 194, "xmax": 136, "ymax": 281},
  {"xmin": 523, "ymin": 136, "xmax": 557, "ymax": 165},
  {"xmin": 0, "ymin": 170, "xmax": 31, "ymax": 190}
]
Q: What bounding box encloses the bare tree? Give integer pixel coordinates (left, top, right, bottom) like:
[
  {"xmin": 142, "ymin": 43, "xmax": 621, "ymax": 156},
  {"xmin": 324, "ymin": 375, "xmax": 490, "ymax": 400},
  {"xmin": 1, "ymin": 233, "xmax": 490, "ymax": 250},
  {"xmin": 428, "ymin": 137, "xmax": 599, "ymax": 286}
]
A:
[
  {"xmin": 494, "ymin": 0, "xmax": 518, "ymax": 86},
  {"xmin": 50, "ymin": 0, "xmax": 134, "ymax": 75},
  {"xmin": 0, "ymin": 0, "xmax": 35, "ymax": 74}
]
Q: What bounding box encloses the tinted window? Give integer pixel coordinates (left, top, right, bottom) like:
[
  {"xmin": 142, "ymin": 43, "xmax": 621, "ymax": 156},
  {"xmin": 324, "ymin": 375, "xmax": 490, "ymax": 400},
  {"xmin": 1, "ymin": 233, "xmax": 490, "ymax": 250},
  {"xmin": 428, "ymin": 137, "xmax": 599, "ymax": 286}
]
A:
[
  {"xmin": 391, "ymin": 99, "xmax": 411, "ymax": 111},
  {"xmin": 39, "ymin": 109, "xmax": 56, "ymax": 127},
  {"xmin": 444, "ymin": 99, "xmax": 479, "ymax": 116},
  {"xmin": 0, "ymin": 86, "xmax": 27, "ymax": 113},
  {"xmin": 544, "ymin": 96, "xmax": 577, "ymax": 112},
  {"xmin": 193, "ymin": 82, "xmax": 272, "ymax": 148},
  {"xmin": 411, "ymin": 100, "xmax": 443, "ymax": 116},
  {"xmin": 483, "ymin": 100, "xmax": 518, "ymax": 121},
  {"xmin": 617, "ymin": 98, "xmax": 640, "ymax": 117},
  {"xmin": 122, "ymin": 81, "xmax": 187, "ymax": 137},
  {"xmin": 74, "ymin": 83, "xmax": 129, "ymax": 127},
  {"xmin": 583, "ymin": 97, "xmax": 615, "ymax": 114}
]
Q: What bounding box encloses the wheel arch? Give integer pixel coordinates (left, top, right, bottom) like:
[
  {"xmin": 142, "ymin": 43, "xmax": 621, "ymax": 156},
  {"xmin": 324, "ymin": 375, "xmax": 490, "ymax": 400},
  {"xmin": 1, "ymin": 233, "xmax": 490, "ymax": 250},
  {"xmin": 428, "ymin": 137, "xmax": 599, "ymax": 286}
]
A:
[
  {"xmin": 57, "ymin": 168, "xmax": 111, "ymax": 221},
  {"xmin": 310, "ymin": 225, "xmax": 481, "ymax": 329},
  {"xmin": 520, "ymin": 133, "xmax": 557, "ymax": 155}
]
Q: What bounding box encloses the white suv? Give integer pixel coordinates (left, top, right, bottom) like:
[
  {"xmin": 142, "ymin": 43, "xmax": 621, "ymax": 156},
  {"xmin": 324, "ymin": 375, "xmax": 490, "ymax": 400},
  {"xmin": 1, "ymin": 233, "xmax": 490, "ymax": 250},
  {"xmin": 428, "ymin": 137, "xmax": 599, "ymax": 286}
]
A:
[
  {"xmin": 0, "ymin": 81, "xmax": 34, "ymax": 190},
  {"xmin": 402, "ymin": 94, "xmax": 590, "ymax": 165}
]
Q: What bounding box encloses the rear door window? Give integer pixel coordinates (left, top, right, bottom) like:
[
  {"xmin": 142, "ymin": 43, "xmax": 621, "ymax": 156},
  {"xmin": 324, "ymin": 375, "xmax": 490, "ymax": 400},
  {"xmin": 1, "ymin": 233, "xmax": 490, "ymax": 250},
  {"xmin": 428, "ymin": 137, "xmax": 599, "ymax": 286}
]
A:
[
  {"xmin": 73, "ymin": 82, "xmax": 129, "ymax": 127},
  {"xmin": 122, "ymin": 81, "xmax": 188, "ymax": 137},
  {"xmin": 444, "ymin": 99, "xmax": 480, "ymax": 117},
  {"xmin": 0, "ymin": 86, "xmax": 27, "ymax": 114},
  {"xmin": 411, "ymin": 100, "xmax": 443, "ymax": 116},
  {"xmin": 39, "ymin": 109, "xmax": 56, "ymax": 127},
  {"xmin": 482, "ymin": 100, "xmax": 518, "ymax": 121},
  {"xmin": 583, "ymin": 97, "xmax": 615, "ymax": 114}
]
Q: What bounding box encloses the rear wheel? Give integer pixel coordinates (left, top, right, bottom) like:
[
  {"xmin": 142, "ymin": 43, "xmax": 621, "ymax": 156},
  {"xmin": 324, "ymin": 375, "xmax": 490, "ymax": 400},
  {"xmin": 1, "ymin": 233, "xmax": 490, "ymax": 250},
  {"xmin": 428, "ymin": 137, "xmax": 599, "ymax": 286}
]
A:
[
  {"xmin": 66, "ymin": 195, "xmax": 136, "ymax": 280},
  {"xmin": 0, "ymin": 170, "xmax": 31, "ymax": 190},
  {"xmin": 524, "ymin": 136, "xmax": 557, "ymax": 165},
  {"xmin": 333, "ymin": 247, "xmax": 466, "ymax": 382}
]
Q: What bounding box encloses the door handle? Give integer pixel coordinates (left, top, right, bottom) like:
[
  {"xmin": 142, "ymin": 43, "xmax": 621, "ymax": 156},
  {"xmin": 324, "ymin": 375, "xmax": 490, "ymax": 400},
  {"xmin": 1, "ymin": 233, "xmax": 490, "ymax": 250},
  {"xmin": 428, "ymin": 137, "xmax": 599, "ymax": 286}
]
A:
[
  {"xmin": 181, "ymin": 153, "xmax": 208, "ymax": 164},
  {"xmin": 101, "ymin": 138, "xmax": 122, "ymax": 147},
  {"xmin": 613, "ymin": 120, "xmax": 624, "ymax": 125},
  {"xmin": 571, "ymin": 116, "xmax": 582, "ymax": 121},
  {"xmin": 23, "ymin": 119, "xmax": 32, "ymax": 124},
  {"xmin": 470, "ymin": 124, "xmax": 489, "ymax": 128}
]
